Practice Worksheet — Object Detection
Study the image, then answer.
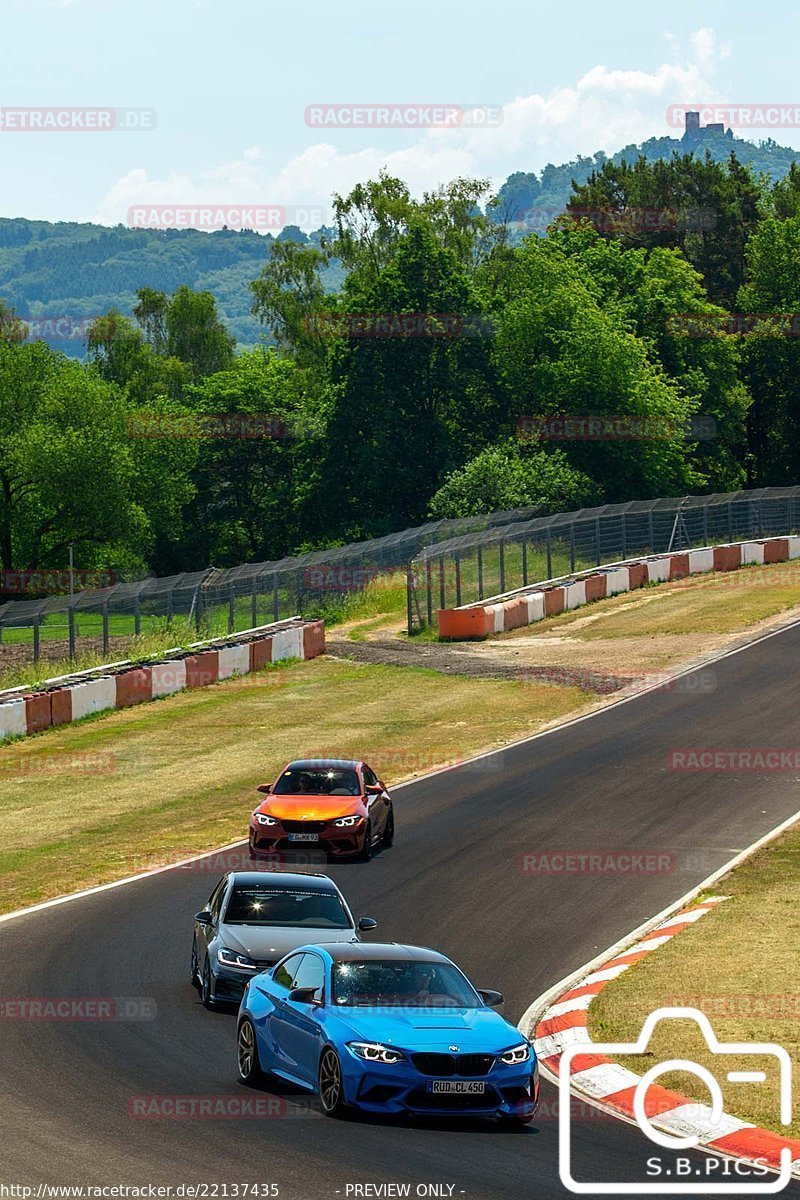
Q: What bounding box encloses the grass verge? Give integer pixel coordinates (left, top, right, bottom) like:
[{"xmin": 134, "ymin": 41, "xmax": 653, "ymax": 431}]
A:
[{"xmin": 588, "ymin": 825, "xmax": 800, "ymax": 1136}]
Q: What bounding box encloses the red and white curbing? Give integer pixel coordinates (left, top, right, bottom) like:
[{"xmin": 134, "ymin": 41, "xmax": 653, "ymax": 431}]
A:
[
  {"xmin": 0, "ymin": 617, "xmax": 325, "ymax": 744},
  {"xmin": 438, "ymin": 535, "xmax": 800, "ymax": 639},
  {"xmin": 529, "ymin": 898, "xmax": 800, "ymax": 1176}
]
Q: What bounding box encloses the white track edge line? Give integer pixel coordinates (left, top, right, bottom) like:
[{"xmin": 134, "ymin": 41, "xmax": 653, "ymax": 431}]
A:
[{"xmin": 3, "ymin": 613, "xmax": 800, "ymax": 928}]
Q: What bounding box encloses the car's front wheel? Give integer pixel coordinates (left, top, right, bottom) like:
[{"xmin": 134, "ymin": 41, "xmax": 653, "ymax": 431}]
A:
[
  {"xmin": 190, "ymin": 939, "xmax": 200, "ymax": 991},
  {"xmin": 382, "ymin": 806, "xmax": 394, "ymax": 848},
  {"xmin": 358, "ymin": 821, "xmax": 373, "ymax": 862},
  {"xmin": 237, "ymin": 1017, "xmax": 262, "ymax": 1084},
  {"xmin": 319, "ymin": 1048, "xmax": 348, "ymax": 1117}
]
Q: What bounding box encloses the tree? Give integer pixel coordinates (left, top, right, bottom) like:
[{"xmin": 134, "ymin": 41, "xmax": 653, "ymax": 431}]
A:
[{"xmin": 428, "ymin": 442, "xmax": 599, "ymax": 517}]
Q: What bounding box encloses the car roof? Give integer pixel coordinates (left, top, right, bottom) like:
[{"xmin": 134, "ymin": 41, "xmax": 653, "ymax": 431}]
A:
[
  {"xmin": 301, "ymin": 942, "xmax": 451, "ymax": 964},
  {"xmin": 227, "ymin": 871, "xmax": 338, "ymax": 892},
  {"xmin": 283, "ymin": 758, "xmax": 362, "ymax": 770}
]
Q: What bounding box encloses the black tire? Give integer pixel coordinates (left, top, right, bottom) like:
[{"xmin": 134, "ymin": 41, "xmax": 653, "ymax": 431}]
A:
[
  {"xmin": 382, "ymin": 806, "xmax": 394, "ymax": 848},
  {"xmin": 318, "ymin": 1047, "xmax": 348, "ymax": 1117},
  {"xmin": 358, "ymin": 821, "xmax": 373, "ymax": 862},
  {"xmin": 190, "ymin": 939, "xmax": 200, "ymax": 991},
  {"xmin": 237, "ymin": 1017, "xmax": 263, "ymax": 1084},
  {"xmin": 201, "ymin": 959, "xmax": 216, "ymax": 1009}
]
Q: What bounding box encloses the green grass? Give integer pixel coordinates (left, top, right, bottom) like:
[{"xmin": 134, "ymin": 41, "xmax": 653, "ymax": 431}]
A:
[{"xmin": 0, "ymin": 655, "xmax": 590, "ymax": 913}]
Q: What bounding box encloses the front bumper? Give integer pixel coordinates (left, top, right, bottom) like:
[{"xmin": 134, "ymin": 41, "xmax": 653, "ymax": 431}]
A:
[
  {"xmin": 339, "ymin": 1052, "xmax": 539, "ymax": 1119},
  {"xmin": 249, "ymin": 821, "xmax": 367, "ymax": 858}
]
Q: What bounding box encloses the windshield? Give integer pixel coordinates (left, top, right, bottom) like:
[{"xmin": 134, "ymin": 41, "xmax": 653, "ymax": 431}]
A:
[
  {"xmin": 332, "ymin": 960, "xmax": 481, "ymax": 1008},
  {"xmin": 273, "ymin": 766, "xmax": 361, "ymax": 796},
  {"xmin": 223, "ymin": 886, "xmax": 351, "ymax": 928}
]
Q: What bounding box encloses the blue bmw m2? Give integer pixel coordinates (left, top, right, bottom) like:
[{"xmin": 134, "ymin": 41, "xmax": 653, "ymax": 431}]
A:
[{"xmin": 236, "ymin": 941, "xmax": 539, "ymax": 1124}]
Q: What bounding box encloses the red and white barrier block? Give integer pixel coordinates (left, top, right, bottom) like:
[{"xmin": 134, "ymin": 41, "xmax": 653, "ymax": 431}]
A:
[
  {"xmin": 529, "ymin": 899, "xmax": 800, "ymax": 1177},
  {"xmin": 438, "ymin": 536, "xmax": 800, "ymax": 639},
  {"xmin": 0, "ymin": 618, "xmax": 325, "ymax": 744}
]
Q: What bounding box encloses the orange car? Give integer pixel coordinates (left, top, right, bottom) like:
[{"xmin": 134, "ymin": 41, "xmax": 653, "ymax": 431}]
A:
[{"xmin": 249, "ymin": 758, "xmax": 394, "ymax": 862}]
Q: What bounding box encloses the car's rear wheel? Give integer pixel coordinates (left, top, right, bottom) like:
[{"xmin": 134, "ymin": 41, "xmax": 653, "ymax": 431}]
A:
[
  {"xmin": 237, "ymin": 1018, "xmax": 262, "ymax": 1084},
  {"xmin": 319, "ymin": 1048, "xmax": 348, "ymax": 1117},
  {"xmin": 382, "ymin": 806, "xmax": 394, "ymax": 848},
  {"xmin": 201, "ymin": 960, "xmax": 216, "ymax": 1009},
  {"xmin": 358, "ymin": 821, "xmax": 373, "ymax": 862}
]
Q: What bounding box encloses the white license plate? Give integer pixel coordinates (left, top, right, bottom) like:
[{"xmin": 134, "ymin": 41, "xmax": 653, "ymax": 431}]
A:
[
  {"xmin": 287, "ymin": 832, "xmax": 319, "ymax": 842},
  {"xmin": 428, "ymin": 1080, "xmax": 485, "ymax": 1094}
]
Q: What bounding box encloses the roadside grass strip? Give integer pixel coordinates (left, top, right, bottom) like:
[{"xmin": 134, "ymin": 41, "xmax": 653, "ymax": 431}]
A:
[{"xmin": 530, "ymin": 899, "xmax": 800, "ymax": 1177}]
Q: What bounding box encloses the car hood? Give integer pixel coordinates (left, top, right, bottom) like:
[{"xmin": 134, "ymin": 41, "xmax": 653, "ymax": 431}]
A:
[
  {"xmin": 259, "ymin": 795, "xmax": 363, "ymax": 821},
  {"xmin": 331, "ymin": 1007, "xmax": 525, "ymax": 1052},
  {"xmin": 219, "ymin": 924, "xmax": 356, "ymax": 959}
]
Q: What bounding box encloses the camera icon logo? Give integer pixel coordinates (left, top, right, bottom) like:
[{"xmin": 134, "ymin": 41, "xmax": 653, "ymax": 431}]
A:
[{"xmin": 558, "ymin": 1007, "xmax": 793, "ymax": 1194}]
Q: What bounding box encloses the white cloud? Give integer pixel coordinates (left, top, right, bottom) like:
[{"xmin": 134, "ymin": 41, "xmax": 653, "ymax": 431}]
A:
[{"xmin": 94, "ymin": 29, "xmax": 728, "ymax": 229}]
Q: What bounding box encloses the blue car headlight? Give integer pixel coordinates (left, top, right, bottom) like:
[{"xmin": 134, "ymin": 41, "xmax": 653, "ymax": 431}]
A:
[
  {"xmin": 347, "ymin": 1042, "xmax": 406, "ymax": 1064},
  {"xmin": 334, "ymin": 815, "xmax": 362, "ymax": 828},
  {"xmin": 500, "ymin": 1042, "xmax": 532, "ymax": 1066},
  {"xmin": 218, "ymin": 947, "xmax": 258, "ymax": 970}
]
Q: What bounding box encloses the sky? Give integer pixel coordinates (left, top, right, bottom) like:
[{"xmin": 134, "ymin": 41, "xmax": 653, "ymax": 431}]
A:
[{"xmin": 1, "ymin": 0, "xmax": 799, "ymax": 229}]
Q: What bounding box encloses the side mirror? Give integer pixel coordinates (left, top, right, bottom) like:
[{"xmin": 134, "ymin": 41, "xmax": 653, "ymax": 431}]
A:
[
  {"xmin": 289, "ymin": 986, "xmax": 319, "ymax": 1005},
  {"xmin": 365, "ymin": 784, "xmax": 382, "ymax": 796},
  {"xmin": 358, "ymin": 916, "xmax": 378, "ymax": 932},
  {"xmin": 194, "ymin": 910, "xmax": 213, "ymax": 926},
  {"xmin": 256, "ymin": 783, "xmax": 272, "ymax": 794},
  {"xmin": 477, "ymin": 988, "xmax": 504, "ymax": 1009}
]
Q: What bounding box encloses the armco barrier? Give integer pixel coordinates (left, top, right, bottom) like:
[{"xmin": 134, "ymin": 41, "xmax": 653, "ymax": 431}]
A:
[
  {"xmin": 438, "ymin": 537, "xmax": 800, "ymax": 640},
  {"xmin": 0, "ymin": 618, "xmax": 325, "ymax": 744}
]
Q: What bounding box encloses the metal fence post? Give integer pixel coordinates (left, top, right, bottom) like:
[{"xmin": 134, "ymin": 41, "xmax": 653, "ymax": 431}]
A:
[
  {"xmin": 228, "ymin": 583, "xmax": 236, "ymax": 634},
  {"xmin": 195, "ymin": 584, "xmax": 203, "ymax": 633},
  {"xmin": 595, "ymin": 519, "xmax": 601, "ymax": 566},
  {"xmin": 728, "ymin": 501, "xmax": 733, "ymax": 541},
  {"xmin": 621, "ymin": 513, "xmax": 627, "ymax": 559},
  {"xmin": 522, "ymin": 540, "xmax": 528, "ymax": 586},
  {"xmin": 33, "ymin": 615, "xmax": 40, "ymax": 663},
  {"xmin": 425, "ymin": 560, "xmax": 432, "ymax": 627},
  {"xmin": 133, "ymin": 594, "xmax": 140, "ymax": 637},
  {"xmin": 439, "ymin": 556, "xmax": 445, "ymax": 611},
  {"xmin": 406, "ymin": 563, "xmax": 414, "ymax": 635},
  {"xmin": 499, "ymin": 541, "xmax": 505, "ymax": 593},
  {"xmin": 546, "ymin": 528, "xmax": 552, "ymax": 579},
  {"xmin": 702, "ymin": 501, "xmax": 708, "ymax": 545},
  {"xmin": 648, "ymin": 509, "xmax": 654, "ymax": 553},
  {"xmin": 251, "ymin": 578, "xmax": 258, "ymax": 628},
  {"xmin": 68, "ymin": 608, "xmax": 76, "ymax": 659},
  {"xmin": 455, "ymin": 552, "xmax": 462, "ymax": 607},
  {"xmin": 102, "ymin": 603, "xmax": 109, "ymax": 655},
  {"xmin": 273, "ymin": 577, "xmax": 279, "ymax": 623},
  {"xmin": 167, "ymin": 585, "xmax": 173, "ymax": 622},
  {"xmin": 477, "ymin": 545, "xmax": 484, "ymax": 599},
  {"xmin": 569, "ymin": 524, "xmax": 575, "ymax": 573}
]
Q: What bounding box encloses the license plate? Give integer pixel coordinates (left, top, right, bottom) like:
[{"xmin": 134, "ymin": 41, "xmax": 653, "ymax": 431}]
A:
[
  {"xmin": 287, "ymin": 832, "xmax": 319, "ymax": 842},
  {"xmin": 428, "ymin": 1080, "xmax": 485, "ymax": 1094}
]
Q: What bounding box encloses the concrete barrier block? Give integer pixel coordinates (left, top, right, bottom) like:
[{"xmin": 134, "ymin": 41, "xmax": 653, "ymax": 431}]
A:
[
  {"xmin": 70, "ymin": 676, "xmax": 117, "ymax": 720},
  {"xmin": 218, "ymin": 644, "xmax": 251, "ymax": 680},
  {"xmin": 250, "ymin": 637, "xmax": 274, "ymax": 670},
  {"xmin": 24, "ymin": 692, "xmax": 52, "ymax": 734},
  {"xmin": 584, "ymin": 574, "xmax": 607, "ymax": 603},
  {"xmin": 713, "ymin": 544, "xmax": 741, "ymax": 572},
  {"xmin": 50, "ymin": 689, "xmax": 73, "ymax": 726},
  {"xmin": 502, "ymin": 597, "xmax": 529, "ymax": 631},
  {"xmin": 628, "ymin": 566, "xmax": 647, "ymax": 595},
  {"xmin": 688, "ymin": 548, "xmax": 714, "ymax": 574},
  {"xmin": 184, "ymin": 651, "xmax": 219, "ymax": 688},
  {"xmin": 526, "ymin": 592, "xmax": 545, "ymax": 623},
  {"xmin": 151, "ymin": 660, "xmax": 187, "ymax": 697},
  {"xmin": 438, "ymin": 608, "xmax": 493, "ymax": 639},
  {"xmin": 302, "ymin": 620, "xmax": 326, "ymax": 659},
  {"xmin": 563, "ymin": 580, "xmax": 587, "ymax": 610},
  {"xmin": 544, "ymin": 587, "xmax": 565, "ymax": 616},
  {"xmin": 605, "ymin": 567, "xmax": 630, "ymax": 596},
  {"xmin": 115, "ymin": 667, "xmax": 153, "ymax": 708},
  {"xmin": 763, "ymin": 537, "xmax": 789, "ymax": 564},
  {"xmin": 0, "ymin": 698, "xmax": 28, "ymax": 740},
  {"xmin": 271, "ymin": 626, "xmax": 305, "ymax": 662},
  {"xmin": 788, "ymin": 536, "xmax": 800, "ymax": 560},
  {"xmin": 668, "ymin": 553, "xmax": 690, "ymax": 580},
  {"xmin": 646, "ymin": 558, "xmax": 671, "ymax": 584},
  {"xmin": 741, "ymin": 541, "xmax": 765, "ymax": 565}
]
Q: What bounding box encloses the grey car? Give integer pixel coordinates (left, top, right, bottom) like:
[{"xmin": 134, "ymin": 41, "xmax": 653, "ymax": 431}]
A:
[{"xmin": 190, "ymin": 871, "xmax": 377, "ymax": 1008}]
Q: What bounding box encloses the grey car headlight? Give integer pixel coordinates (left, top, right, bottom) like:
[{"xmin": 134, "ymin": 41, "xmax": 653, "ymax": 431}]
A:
[
  {"xmin": 500, "ymin": 1043, "xmax": 532, "ymax": 1065},
  {"xmin": 347, "ymin": 1042, "xmax": 406, "ymax": 1064},
  {"xmin": 253, "ymin": 813, "xmax": 277, "ymax": 826},
  {"xmin": 218, "ymin": 947, "xmax": 258, "ymax": 970}
]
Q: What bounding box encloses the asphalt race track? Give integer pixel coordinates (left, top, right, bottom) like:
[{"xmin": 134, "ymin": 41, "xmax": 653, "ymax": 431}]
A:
[{"xmin": 4, "ymin": 622, "xmax": 800, "ymax": 1199}]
